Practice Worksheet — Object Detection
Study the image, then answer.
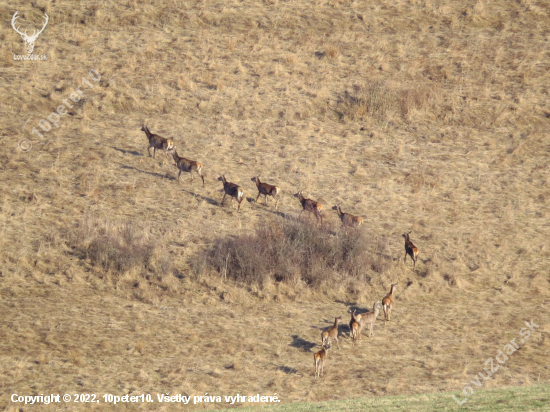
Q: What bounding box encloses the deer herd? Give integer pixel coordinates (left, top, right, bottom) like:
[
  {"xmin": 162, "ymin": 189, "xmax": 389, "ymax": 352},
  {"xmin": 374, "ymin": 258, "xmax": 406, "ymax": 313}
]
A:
[
  {"xmin": 315, "ymin": 283, "xmax": 399, "ymax": 378},
  {"xmin": 140, "ymin": 124, "xmax": 421, "ymax": 378},
  {"xmin": 140, "ymin": 124, "xmax": 373, "ymax": 229}
]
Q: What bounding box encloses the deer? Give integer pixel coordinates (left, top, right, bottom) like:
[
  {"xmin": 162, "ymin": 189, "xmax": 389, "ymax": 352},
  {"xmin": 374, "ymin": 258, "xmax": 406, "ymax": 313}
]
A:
[
  {"xmin": 140, "ymin": 124, "xmax": 174, "ymax": 159},
  {"xmin": 358, "ymin": 301, "xmax": 382, "ymax": 337},
  {"xmin": 321, "ymin": 316, "xmax": 341, "ymax": 349},
  {"xmin": 293, "ymin": 191, "xmax": 323, "ymax": 224},
  {"xmin": 218, "ymin": 175, "xmax": 244, "ymax": 212},
  {"xmin": 166, "ymin": 146, "xmax": 204, "ymax": 186},
  {"xmin": 382, "ymin": 283, "xmax": 398, "ymax": 323},
  {"xmin": 314, "ymin": 341, "xmax": 331, "ymax": 378},
  {"xmin": 350, "ymin": 318, "xmax": 361, "ymax": 343},
  {"xmin": 332, "ymin": 205, "xmax": 363, "ymax": 228},
  {"xmin": 403, "ymin": 231, "xmax": 420, "ymax": 270},
  {"xmin": 11, "ymin": 11, "xmax": 49, "ymax": 55},
  {"xmin": 251, "ymin": 176, "xmax": 280, "ymax": 209},
  {"xmin": 348, "ymin": 308, "xmax": 362, "ymax": 338}
]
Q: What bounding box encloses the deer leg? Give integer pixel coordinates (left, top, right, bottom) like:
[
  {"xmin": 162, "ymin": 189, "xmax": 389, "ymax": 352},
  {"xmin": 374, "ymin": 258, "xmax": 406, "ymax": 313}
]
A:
[
  {"xmin": 147, "ymin": 146, "xmax": 153, "ymax": 157},
  {"xmin": 255, "ymin": 193, "xmax": 261, "ymax": 203},
  {"xmin": 221, "ymin": 193, "xmax": 227, "ymax": 206},
  {"xmin": 178, "ymin": 170, "xmax": 182, "ymax": 181},
  {"xmin": 265, "ymin": 194, "xmax": 268, "ymax": 205},
  {"xmin": 404, "ymin": 251, "xmax": 408, "ymax": 264}
]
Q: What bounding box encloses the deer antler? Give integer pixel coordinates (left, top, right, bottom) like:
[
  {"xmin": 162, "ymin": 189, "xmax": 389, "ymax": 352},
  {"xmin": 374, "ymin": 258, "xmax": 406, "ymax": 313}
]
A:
[
  {"xmin": 11, "ymin": 11, "xmax": 25, "ymax": 37},
  {"xmin": 29, "ymin": 13, "xmax": 48, "ymax": 41}
]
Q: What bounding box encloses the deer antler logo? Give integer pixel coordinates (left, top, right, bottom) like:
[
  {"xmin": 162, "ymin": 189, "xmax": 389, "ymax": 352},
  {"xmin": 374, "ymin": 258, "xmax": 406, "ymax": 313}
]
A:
[{"xmin": 11, "ymin": 11, "xmax": 49, "ymax": 55}]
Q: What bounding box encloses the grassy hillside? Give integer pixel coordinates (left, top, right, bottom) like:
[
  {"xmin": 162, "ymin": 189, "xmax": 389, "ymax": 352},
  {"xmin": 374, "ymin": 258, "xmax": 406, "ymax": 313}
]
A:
[{"xmin": 1, "ymin": 0, "xmax": 549, "ymax": 410}]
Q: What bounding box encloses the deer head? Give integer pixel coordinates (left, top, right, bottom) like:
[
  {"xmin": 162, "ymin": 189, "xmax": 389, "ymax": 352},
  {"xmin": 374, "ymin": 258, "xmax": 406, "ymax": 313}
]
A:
[{"xmin": 12, "ymin": 11, "xmax": 49, "ymax": 55}]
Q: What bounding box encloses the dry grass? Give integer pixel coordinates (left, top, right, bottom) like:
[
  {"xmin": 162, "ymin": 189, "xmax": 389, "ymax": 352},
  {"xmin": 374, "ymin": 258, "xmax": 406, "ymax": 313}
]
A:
[{"xmin": 1, "ymin": 0, "xmax": 550, "ymax": 410}]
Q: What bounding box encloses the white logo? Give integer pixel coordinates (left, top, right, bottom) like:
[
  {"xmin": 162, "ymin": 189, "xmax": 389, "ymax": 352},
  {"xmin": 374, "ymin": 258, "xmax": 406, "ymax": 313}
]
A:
[{"xmin": 11, "ymin": 11, "xmax": 48, "ymax": 55}]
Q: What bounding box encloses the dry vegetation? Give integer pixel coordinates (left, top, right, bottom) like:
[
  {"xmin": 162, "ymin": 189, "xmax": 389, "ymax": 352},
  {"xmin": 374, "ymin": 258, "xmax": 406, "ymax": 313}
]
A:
[{"xmin": 1, "ymin": 0, "xmax": 550, "ymax": 410}]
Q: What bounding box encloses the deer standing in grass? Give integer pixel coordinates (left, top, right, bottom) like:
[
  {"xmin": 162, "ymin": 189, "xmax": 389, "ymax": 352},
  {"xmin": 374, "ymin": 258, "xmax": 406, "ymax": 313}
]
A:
[
  {"xmin": 403, "ymin": 231, "xmax": 420, "ymax": 270},
  {"xmin": 382, "ymin": 283, "xmax": 398, "ymax": 323},
  {"xmin": 314, "ymin": 341, "xmax": 331, "ymax": 378},
  {"xmin": 141, "ymin": 124, "xmax": 174, "ymax": 158},
  {"xmin": 359, "ymin": 301, "xmax": 382, "ymax": 337},
  {"xmin": 166, "ymin": 147, "xmax": 205, "ymax": 186},
  {"xmin": 349, "ymin": 312, "xmax": 361, "ymax": 343},
  {"xmin": 251, "ymin": 176, "xmax": 280, "ymax": 209},
  {"xmin": 218, "ymin": 175, "xmax": 244, "ymax": 212},
  {"xmin": 348, "ymin": 309, "xmax": 362, "ymax": 340},
  {"xmin": 294, "ymin": 191, "xmax": 323, "ymax": 224},
  {"xmin": 332, "ymin": 205, "xmax": 363, "ymax": 228},
  {"xmin": 321, "ymin": 316, "xmax": 341, "ymax": 349}
]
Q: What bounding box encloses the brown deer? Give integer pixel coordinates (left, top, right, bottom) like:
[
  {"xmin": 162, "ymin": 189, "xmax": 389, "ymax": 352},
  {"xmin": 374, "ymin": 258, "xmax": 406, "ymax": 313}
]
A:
[
  {"xmin": 348, "ymin": 309, "xmax": 362, "ymax": 338},
  {"xmin": 382, "ymin": 283, "xmax": 398, "ymax": 323},
  {"xmin": 332, "ymin": 205, "xmax": 363, "ymax": 228},
  {"xmin": 350, "ymin": 319, "xmax": 361, "ymax": 343},
  {"xmin": 166, "ymin": 147, "xmax": 204, "ymax": 186},
  {"xmin": 293, "ymin": 191, "xmax": 323, "ymax": 224},
  {"xmin": 141, "ymin": 124, "xmax": 174, "ymax": 158},
  {"xmin": 314, "ymin": 341, "xmax": 331, "ymax": 378},
  {"xmin": 358, "ymin": 301, "xmax": 382, "ymax": 337},
  {"xmin": 321, "ymin": 316, "xmax": 341, "ymax": 349},
  {"xmin": 403, "ymin": 231, "xmax": 420, "ymax": 270},
  {"xmin": 218, "ymin": 175, "xmax": 244, "ymax": 212},
  {"xmin": 251, "ymin": 176, "xmax": 280, "ymax": 209}
]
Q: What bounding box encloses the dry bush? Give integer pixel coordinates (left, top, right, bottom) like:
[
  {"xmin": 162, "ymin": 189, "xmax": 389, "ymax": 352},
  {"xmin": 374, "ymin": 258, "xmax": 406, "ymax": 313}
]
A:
[
  {"xmin": 193, "ymin": 217, "xmax": 390, "ymax": 288},
  {"xmin": 69, "ymin": 216, "xmax": 171, "ymax": 277}
]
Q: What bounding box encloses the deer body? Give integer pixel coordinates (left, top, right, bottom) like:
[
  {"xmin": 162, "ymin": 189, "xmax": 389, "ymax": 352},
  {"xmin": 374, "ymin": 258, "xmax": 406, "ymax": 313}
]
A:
[
  {"xmin": 382, "ymin": 284, "xmax": 398, "ymax": 323},
  {"xmin": 321, "ymin": 316, "xmax": 341, "ymax": 349},
  {"xmin": 218, "ymin": 175, "xmax": 244, "ymax": 212},
  {"xmin": 332, "ymin": 205, "xmax": 363, "ymax": 228},
  {"xmin": 348, "ymin": 309, "xmax": 362, "ymax": 338},
  {"xmin": 251, "ymin": 176, "xmax": 280, "ymax": 209},
  {"xmin": 294, "ymin": 191, "xmax": 323, "ymax": 224},
  {"xmin": 403, "ymin": 231, "xmax": 419, "ymax": 269},
  {"xmin": 350, "ymin": 320, "xmax": 361, "ymax": 343},
  {"xmin": 167, "ymin": 147, "xmax": 204, "ymax": 186},
  {"xmin": 141, "ymin": 124, "xmax": 174, "ymax": 159},
  {"xmin": 314, "ymin": 342, "xmax": 331, "ymax": 378},
  {"xmin": 359, "ymin": 301, "xmax": 382, "ymax": 337}
]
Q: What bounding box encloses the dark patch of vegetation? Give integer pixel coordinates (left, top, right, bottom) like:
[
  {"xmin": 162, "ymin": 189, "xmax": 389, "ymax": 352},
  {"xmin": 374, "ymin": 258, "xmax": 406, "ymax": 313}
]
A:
[
  {"xmin": 193, "ymin": 217, "xmax": 390, "ymax": 288},
  {"xmin": 69, "ymin": 216, "xmax": 171, "ymax": 277}
]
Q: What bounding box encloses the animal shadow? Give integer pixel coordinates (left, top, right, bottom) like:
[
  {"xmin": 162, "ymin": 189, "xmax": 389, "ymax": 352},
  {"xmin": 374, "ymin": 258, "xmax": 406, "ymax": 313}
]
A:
[
  {"xmin": 112, "ymin": 147, "xmax": 143, "ymax": 156},
  {"xmin": 180, "ymin": 189, "xmax": 218, "ymax": 206},
  {"xmin": 275, "ymin": 365, "xmax": 298, "ymax": 374},
  {"xmin": 120, "ymin": 164, "xmax": 176, "ymax": 181},
  {"xmin": 290, "ymin": 335, "xmax": 317, "ymax": 352}
]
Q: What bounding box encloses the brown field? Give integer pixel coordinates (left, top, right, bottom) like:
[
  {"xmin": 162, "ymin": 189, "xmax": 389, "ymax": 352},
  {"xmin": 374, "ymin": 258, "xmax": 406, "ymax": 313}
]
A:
[{"xmin": 1, "ymin": 0, "xmax": 549, "ymax": 410}]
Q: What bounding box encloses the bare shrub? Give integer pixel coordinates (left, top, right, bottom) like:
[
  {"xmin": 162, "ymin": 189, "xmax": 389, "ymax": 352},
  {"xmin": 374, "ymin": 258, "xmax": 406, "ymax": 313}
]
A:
[
  {"xmin": 193, "ymin": 217, "xmax": 390, "ymax": 288},
  {"xmin": 69, "ymin": 216, "xmax": 171, "ymax": 276}
]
